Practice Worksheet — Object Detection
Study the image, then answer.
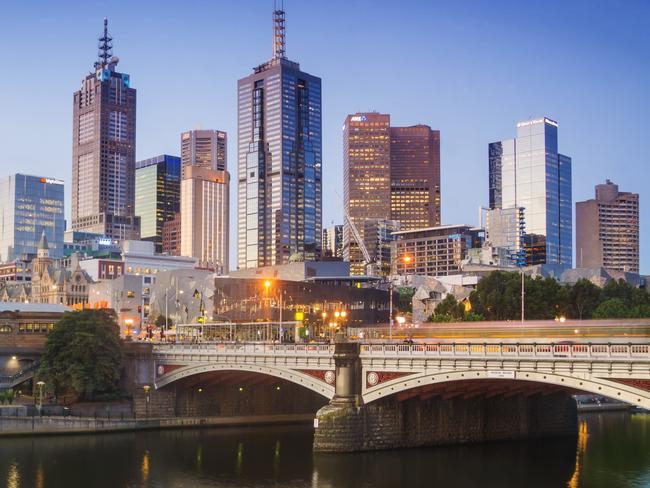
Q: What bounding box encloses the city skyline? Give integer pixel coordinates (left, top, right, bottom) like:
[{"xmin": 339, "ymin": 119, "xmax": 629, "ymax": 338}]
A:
[{"xmin": 1, "ymin": 1, "xmax": 649, "ymax": 271}]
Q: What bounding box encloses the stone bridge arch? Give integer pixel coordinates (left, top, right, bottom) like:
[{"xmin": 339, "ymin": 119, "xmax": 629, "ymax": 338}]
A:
[
  {"xmin": 362, "ymin": 369, "xmax": 650, "ymax": 410},
  {"xmin": 155, "ymin": 362, "xmax": 335, "ymax": 399}
]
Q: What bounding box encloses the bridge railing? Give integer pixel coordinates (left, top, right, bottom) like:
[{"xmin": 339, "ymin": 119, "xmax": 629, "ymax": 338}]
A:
[
  {"xmin": 154, "ymin": 342, "xmax": 335, "ymax": 356},
  {"xmin": 359, "ymin": 343, "xmax": 650, "ymax": 359}
]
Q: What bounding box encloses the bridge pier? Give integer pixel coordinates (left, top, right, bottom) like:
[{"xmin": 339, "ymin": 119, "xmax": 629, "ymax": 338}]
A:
[{"xmin": 313, "ymin": 342, "xmax": 579, "ymax": 453}]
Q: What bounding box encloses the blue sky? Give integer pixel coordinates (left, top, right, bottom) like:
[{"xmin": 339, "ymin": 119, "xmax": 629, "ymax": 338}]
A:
[{"xmin": 1, "ymin": 0, "xmax": 649, "ymax": 272}]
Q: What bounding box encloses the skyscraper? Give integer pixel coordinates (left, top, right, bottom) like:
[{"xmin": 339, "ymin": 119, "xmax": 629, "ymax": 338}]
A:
[
  {"xmin": 71, "ymin": 19, "xmax": 139, "ymax": 240},
  {"xmin": 488, "ymin": 117, "xmax": 572, "ymax": 266},
  {"xmin": 343, "ymin": 113, "xmax": 391, "ymax": 275},
  {"xmin": 237, "ymin": 8, "xmax": 322, "ymax": 269},
  {"xmin": 0, "ymin": 174, "xmax": 65, "ymax": 262},
  {"xmin": 180, "ymin": 130, "xmax": 229, "ymax": 273},
  {"xmin": 576, "ymin": 180, "xmax": 639, "ymax": 272},
  {"xmin": 343, "ymin": 113, "xmax": 441, "ymax": 274},
  {"xmin": 390, "ymin": 125, "xmax": 441, "ymax": 229},
  {"xmin": 135, "ymin": 155, "xmax": 181, "ymax": 253}
]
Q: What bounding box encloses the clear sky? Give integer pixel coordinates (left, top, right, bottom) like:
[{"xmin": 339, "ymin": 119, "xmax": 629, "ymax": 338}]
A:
[{"xmin": 1, "ymin": 0, "xmax": 649, "ymax": 272}]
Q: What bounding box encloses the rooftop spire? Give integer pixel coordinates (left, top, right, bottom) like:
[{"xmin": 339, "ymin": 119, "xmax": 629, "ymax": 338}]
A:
[
  {"xmin": 272, "ymin": 4, "xmax": 286, "ymax": 60},
  {"xmin": 96, "ymin": 17, "xmax": 113, "ymax": 69}
]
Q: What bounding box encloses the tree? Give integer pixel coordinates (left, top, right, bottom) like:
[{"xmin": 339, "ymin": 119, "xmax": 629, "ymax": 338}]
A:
[
  {"xmin": 428, "ymin": 294, "xmax": 465, "ymax": 322},
  {"xmin": 155, "ymin": 314, "xmax": 173, "ymax": 328},
  {"xmin": 469, "ymin": 271, "xmax": 522, "ymax": 321},
  {"xmin": 593, "ymin": 298, "xmax": 629, "ymax": 319},
  {"xmin": 397, "ymin": 287, "xmax": 415, "ymax": 313},
  {"xmin": 569, "ymin": 279, "xmax": 602, "ymax": 319},
  {"xmin": 38, "ymin": 310, "xmax": 123, "ymax": 401}
]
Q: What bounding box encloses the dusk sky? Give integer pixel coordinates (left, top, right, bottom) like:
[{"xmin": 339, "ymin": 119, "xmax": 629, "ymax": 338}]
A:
[{"xmin": 1, "ymin": 0, "xmax": 649, "ymax": 272}]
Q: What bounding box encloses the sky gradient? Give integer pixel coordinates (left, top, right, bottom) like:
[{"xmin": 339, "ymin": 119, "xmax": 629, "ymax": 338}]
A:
[{"xmin": 1, "ymin": 0, "xmax": 649, "ymax": 272}]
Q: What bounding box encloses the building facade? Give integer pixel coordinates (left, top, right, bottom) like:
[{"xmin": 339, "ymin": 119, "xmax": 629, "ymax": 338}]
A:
[
  {"xmin": 180, "ymin": 130, "xmax": 229, "ymax": 273},
  {"xmin": 162, "ymin": 213, "xmax": 181, "ymax": 256},
  {"xmin": 181, "ymin": 130, "xmax": 227, "ymax": 176},
  {"xmin": 322, "ymin": 225, "xmax": 343, "ymax": 259},
  {"xmin": 343, "ymin": 113, "xmax": 391, "ymax": 275},
  {"xmin": 392, "ymin": 225, "xmax": 484, "ymax": 277},
  {"xmin": 576, "ymin": 180, "xmax": 639, "ymax": 272},
  {"xmin": 0, "ymin": 174, "xmax": 65, "ymax": 262},
  {"xmin": 237, "ymin": 8, "xmax": 322, "ymax": 269},
  {"xmin": 71, "ymin": 19, "xmax": 139, "ymax": 240},
  {"xmin": 488, "ymin": 117, "xmax": 572, "ymax": 266},
  {"xmin": 390, "ymin": 125, "xmax": 441, "ymax": 230},
  {"xmin": 135, "ymin": 155, "xmax": 181, "ymax": 253},
  {"xmin": 30, "ymin": 233, "xmax": 92, "ymax": 307},
  {"xmin": 364, "ymin": 219, "xmax": 400, "ymax": 277}
]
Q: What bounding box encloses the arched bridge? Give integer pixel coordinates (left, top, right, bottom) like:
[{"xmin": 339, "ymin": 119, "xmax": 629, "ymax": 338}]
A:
[
  {"xmin": 152, "ymin": 340, "xmax": 650, "ymax": 408},
  {"xmin": 149, "ymin": 339, "xmax": 650, "ymax": 452}
]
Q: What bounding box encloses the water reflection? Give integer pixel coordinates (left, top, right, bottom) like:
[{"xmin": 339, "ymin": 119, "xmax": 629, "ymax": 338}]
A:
[{"xmin": 0, "ymin": 414, "xmax": 647, "ymax": 487}]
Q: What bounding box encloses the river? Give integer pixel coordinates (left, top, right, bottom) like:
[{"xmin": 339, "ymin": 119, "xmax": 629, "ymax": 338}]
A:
[{"xmin": 1, "ymin": 412, "xmax": 649, "ymax": 487}]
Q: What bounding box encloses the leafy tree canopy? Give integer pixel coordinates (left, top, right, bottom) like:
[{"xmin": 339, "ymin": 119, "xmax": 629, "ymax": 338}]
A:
[{"xmin": 38, "ymin": 310, "xmax": 123, "ymax": 401}]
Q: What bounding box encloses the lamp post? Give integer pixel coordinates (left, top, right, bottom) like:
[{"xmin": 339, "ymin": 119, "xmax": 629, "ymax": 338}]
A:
[{"xmin": 36, "ymin": 381, "xmax": 45, "ymax": 415}]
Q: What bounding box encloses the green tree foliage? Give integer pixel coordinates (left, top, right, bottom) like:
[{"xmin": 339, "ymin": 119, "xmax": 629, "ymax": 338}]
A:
[
  {"xmin": 397, "ymin": 287, "xmax": 415, "ymax": 313},
  {"xmin": 569, "ymin": 279, "xmax": 602, "ymax": 319},
  {"xmin": 428, "ymin": 295, "xmax": 484, "ymax": 322},
  {"xmin": 38, "ymin": 310, "xmax": 123, "ymax": 401},
  {"xmin": 467, "ymin": 272, "xmax": 649, "ymax": 322}
]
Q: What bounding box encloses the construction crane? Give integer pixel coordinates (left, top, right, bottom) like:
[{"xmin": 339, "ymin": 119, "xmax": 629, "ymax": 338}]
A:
[{"xmin": 343, "ymin": 208, "xmax": 377, "ymax": 276}]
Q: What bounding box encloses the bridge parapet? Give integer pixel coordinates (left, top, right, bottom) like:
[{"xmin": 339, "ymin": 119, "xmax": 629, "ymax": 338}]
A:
[{"xmin": 360, "ymin": 342, "xmax": 650, "ymax": 360}]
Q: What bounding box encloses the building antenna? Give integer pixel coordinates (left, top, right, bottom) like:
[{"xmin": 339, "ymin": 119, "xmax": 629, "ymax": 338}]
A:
[
  {"xmin": 273, "ymin": 3, "xmax": 286, "ymax": 60},
  {"xmin": 97, "ymin": 17, "xmax": 113, "ymax": 68}
]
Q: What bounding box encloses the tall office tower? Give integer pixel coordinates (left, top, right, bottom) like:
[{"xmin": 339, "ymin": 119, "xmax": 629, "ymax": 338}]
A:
[
  {"xmin": 180, "ymin": 130, "xmax": 229, "ymax": 273},
  {"xmin": 181, "ymin": 130, "xmax": 227, "ymax": 177},
  {"xmin": 71, "ymin": 19, "xmax": 139, "ymax": 239},
  {"xmin": 237, "ymin": 8, "xmax": 322, "ymax": 269},
  {"xmin": 322, "ymin": 225, "xmax": 343, "ymax": 259},
  {"xmin": 135, "ymin": 155, "xmax": 181, "ymax": 253},
  {"xmin": 0, "ymin": 174, "xmax": 65, "ymax": 262},
  {"xmin": 390, "ymin": 125, "xmax": 441, "ymax": 229},
  {"xmin": 488, "ymin": 117, "xmax": 572, "ymax": 266},
  {"xmin": 343, "ymin": 113, "xmax": 391, "ymax": 275},
  {"xmin": 576, "ymin": 180, "xmax": 639, "ymax": 272}
]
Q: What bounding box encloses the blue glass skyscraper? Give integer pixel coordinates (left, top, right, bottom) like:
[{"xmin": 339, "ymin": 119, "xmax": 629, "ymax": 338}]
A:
[
  {"xmin": 488, "ymin": 117, "xmax": 572, "ymax": 266},
  {"xmin": 0, "ymin": 174, "xmax": 65, "ymax": 261},
  {"xmin": 237, "ymin": 8, "xmax": 322, "ymax": 269}
]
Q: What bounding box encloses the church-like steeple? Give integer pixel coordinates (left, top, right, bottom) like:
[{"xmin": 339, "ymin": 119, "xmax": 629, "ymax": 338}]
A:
[{"xmin": 37, "ymin": 230, "xmax": 49, "ymax": 258}]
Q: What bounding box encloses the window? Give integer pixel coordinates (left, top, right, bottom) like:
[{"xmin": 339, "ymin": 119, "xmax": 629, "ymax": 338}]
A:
[
  {"xmin": 0, "ymin": 325, "xmax": 12, "ymax": 333},
  {"xmin": 127, "ymin": 291, "xmax": 135, "ymax": 298}
]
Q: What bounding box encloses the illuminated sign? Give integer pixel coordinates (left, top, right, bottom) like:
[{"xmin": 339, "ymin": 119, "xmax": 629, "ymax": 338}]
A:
[
  {"xmin": 350, "ymin": 115, "xmax": 368, "ymax": 122},
  {"xmin": 39, "ymin": 177, "xmax": 64, "ymax": 185}
]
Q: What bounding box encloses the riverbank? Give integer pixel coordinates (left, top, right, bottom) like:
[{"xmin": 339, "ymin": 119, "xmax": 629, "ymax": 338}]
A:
[{"xmin": 0, "ymin": 413, "xmax": 314, "ymax": 436}]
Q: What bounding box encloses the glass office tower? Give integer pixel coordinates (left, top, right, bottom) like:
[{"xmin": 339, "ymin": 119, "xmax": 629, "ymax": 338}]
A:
[
  {"xmin": 135, "ymin": 155, "xmax": 181, "ymax": 253},
  {"xmin": 0, "ymin": 174, "xmax": 65, "ymax": 261},
  {"xmin": 488, "ymin": 117, "xmax": 572, "ymax": 266},
  {"xmin": 237, "ymin": 8, "xmax": 322, "ymax": 269}
]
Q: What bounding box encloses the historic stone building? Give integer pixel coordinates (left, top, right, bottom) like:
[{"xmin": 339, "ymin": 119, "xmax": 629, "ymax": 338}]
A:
[{"xmin": 29, "ymin": 233, "xmax": 92, "ymax": 307}]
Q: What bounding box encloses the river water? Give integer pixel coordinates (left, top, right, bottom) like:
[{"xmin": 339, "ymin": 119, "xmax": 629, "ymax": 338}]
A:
[{"xmin": 1, "ymin": 412, "xmax": 649, "ymax": 488}]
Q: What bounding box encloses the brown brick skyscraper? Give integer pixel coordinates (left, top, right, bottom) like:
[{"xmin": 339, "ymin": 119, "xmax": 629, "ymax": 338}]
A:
[{"xmin": 72, "ymin": 19, "xmax": 139, "ymax": 239}]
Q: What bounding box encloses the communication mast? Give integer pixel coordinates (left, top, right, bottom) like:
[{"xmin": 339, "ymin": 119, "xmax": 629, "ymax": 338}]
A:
[{"xmin": 272, "ymin": 5, "xmax": 286, "ymax": 60}]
